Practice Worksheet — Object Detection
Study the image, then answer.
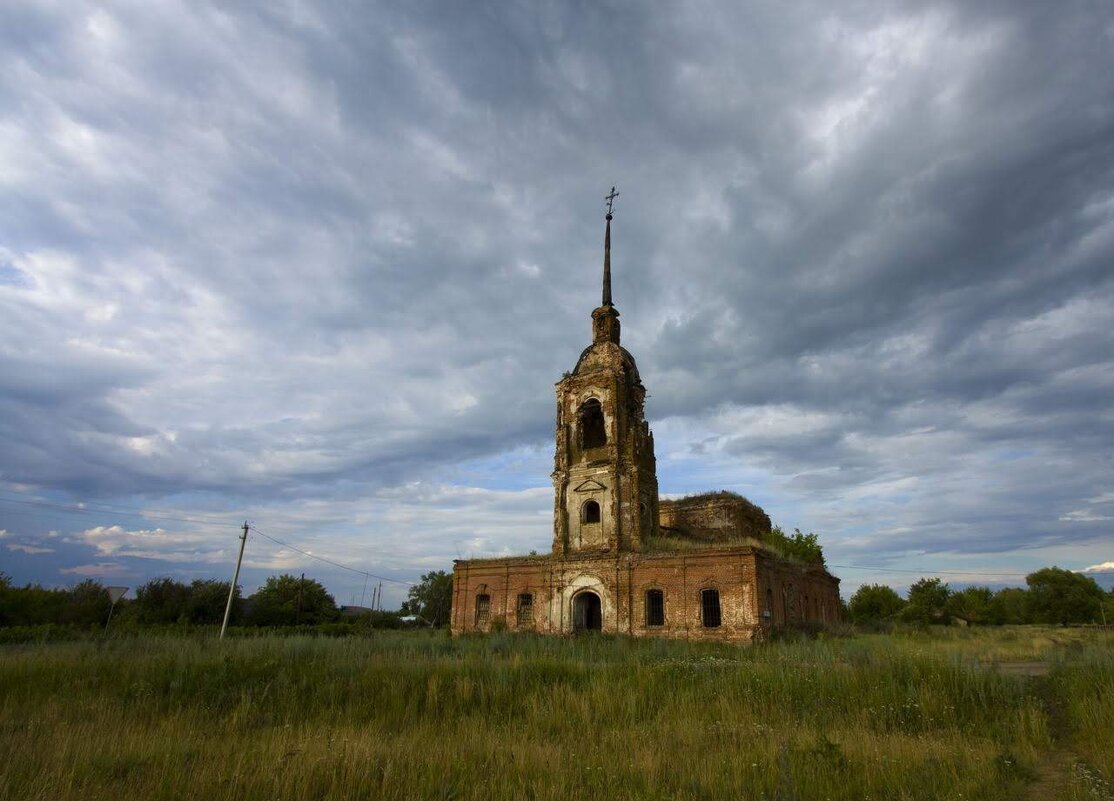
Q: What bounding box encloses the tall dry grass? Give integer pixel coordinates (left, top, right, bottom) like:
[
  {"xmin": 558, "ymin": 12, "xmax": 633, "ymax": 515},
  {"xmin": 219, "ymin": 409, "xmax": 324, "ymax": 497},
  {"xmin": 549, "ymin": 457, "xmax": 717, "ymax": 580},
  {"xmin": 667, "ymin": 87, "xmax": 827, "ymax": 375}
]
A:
[{"xmin": 0, "ymin": 626, "xmax": 1110, "ymax": 800}]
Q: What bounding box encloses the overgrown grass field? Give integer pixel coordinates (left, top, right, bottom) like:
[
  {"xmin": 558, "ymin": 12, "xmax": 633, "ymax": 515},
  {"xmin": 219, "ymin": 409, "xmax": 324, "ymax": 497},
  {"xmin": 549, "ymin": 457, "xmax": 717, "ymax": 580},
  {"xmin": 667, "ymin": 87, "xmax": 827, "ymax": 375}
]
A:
[{"xmin": 1, "ymin": 627, "xmax": 1111, "ymax": 800}]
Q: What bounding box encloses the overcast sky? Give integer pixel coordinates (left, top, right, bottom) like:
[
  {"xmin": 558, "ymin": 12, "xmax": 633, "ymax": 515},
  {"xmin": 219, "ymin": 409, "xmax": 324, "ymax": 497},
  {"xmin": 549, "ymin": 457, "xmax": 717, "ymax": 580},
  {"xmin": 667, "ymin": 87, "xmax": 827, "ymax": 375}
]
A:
[{"xmin": 2, "ymin": 1, "xmax": 1112, "ymax": 606}]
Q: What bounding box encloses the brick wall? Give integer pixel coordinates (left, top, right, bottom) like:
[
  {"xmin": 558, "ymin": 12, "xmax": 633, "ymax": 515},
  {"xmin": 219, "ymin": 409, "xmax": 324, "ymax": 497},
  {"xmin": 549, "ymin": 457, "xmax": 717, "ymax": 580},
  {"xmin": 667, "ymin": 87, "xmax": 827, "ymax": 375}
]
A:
[
  {"xmin": 451, "ymin": 546, "xmax": 840, "ymax": 642},
  {"xmin": 658, "ymin": 494, "xmax": 772, "ymax": 542}
]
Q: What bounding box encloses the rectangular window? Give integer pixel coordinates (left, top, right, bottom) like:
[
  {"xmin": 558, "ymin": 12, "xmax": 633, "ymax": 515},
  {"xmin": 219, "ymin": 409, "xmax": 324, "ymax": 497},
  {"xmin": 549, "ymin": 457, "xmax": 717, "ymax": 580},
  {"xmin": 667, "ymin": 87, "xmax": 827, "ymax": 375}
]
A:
[
  {"xmin": 645, "ymin": 589, "xmax": 665, "ymax": 626},
  {"xmin": 701, "ymin": 589, "xmax": 721, "ymax": 628},
  {"xmin": 475, "ymin": 594, "xmax": 490, "ymax": 627},
  {"xmin": 516, "ymin": 593, "xmax": 533, "ymax": 626}
]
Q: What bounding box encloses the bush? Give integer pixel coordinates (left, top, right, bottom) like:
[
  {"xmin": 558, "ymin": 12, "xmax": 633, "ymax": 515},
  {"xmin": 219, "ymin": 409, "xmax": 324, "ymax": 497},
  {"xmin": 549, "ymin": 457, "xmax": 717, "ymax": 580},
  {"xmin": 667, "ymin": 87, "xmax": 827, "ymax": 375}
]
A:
[
  {"xmin": 767, "ymin": 526, "xmax": 825, "ymax": 565},
  {"xmin": 848, "ymin": 584, "xmax": 905, "ymax": 624}
]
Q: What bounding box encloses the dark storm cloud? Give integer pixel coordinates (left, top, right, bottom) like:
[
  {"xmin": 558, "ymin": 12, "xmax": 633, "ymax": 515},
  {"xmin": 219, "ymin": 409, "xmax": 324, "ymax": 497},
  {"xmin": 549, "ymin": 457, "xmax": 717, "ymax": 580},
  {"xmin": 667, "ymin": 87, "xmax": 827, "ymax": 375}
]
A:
[{"xmin": 0, "ymin": 0, "xmax": 1111, "ymax": 587}]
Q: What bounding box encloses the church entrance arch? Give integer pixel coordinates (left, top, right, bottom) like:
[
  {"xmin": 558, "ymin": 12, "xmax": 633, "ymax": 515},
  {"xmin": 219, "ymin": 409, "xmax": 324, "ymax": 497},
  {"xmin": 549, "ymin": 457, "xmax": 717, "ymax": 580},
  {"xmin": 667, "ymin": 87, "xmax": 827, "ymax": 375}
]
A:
[{"xmin": 572, "ymin": 590, "xmax": 602, "ymax": 632}]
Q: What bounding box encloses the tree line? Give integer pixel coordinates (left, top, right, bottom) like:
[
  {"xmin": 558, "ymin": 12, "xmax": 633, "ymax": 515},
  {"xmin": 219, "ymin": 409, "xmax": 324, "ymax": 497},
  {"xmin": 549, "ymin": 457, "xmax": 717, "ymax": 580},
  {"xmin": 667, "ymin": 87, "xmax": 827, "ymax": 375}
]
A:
[
  {"xmin": 0, "ymin": 569, "xmax": 454, "ymax": 630},
  {"xmin": 847, "ymin": 567, "xmax": 1113, "ymax": 627},
  {"xmin": 8, "ymin": 565, "xmax": 1106, "ymax": 632}
]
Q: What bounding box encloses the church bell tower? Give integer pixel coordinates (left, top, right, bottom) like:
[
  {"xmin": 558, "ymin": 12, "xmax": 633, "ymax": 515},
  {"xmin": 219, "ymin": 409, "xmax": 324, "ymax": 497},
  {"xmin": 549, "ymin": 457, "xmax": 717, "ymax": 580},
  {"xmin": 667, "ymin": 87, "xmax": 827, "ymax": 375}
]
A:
[{"xmin": 552, "ymin": 189, "xmax": 659, "ymax": 555}]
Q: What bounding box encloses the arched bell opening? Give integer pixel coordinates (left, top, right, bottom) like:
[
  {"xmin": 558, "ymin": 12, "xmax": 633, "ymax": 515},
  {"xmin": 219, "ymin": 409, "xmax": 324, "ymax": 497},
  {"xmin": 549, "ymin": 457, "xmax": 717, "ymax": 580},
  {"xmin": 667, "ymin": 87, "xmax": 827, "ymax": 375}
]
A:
[{"xmin": 578, "ymin": 399, "xmax": 606, "ymax": 450}]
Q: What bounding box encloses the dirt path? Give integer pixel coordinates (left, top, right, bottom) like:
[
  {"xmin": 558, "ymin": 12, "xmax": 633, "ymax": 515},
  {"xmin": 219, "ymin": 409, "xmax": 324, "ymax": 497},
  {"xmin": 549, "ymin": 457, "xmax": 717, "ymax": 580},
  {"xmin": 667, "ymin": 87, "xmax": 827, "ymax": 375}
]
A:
[
  {"xmin": 1024, "ymin": 672, "xmax": 1075, "ymax": 801},
  {"xmin": 987, "ymin": 665, "xmax": 1114, "ymax": 801}
]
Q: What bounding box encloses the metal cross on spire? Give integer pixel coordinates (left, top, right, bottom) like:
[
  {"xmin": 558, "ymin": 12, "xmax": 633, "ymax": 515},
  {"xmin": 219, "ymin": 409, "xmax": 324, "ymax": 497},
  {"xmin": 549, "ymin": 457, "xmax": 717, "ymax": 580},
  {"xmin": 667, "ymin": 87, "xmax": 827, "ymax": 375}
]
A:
[
  {"xmin": 605, "ymin": 186, "xmax": 620, "ymax": 218},
  {"xmin": 602, "ymin": 186, "xmax": 618, "ymax": 306}
]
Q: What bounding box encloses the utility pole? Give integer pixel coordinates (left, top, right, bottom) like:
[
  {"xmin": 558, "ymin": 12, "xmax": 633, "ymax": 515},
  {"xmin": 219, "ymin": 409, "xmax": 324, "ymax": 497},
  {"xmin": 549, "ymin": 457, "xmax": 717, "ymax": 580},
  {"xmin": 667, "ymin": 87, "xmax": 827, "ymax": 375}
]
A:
[
  {"xmin": 220, "ymin": 522, "xmax": 249, "ymax": 640},
  {"xmin": 377, "ymin": 581, "xmax": 383, "ymax": 611},
  {"xmin": 297, "ymin": 572, "xmax": 305, "ymax": 624}
]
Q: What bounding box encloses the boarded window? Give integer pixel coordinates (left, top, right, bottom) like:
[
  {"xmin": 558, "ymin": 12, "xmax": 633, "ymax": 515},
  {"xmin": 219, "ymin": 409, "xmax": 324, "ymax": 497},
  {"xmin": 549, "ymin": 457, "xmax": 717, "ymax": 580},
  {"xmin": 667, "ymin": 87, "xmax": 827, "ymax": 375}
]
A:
[
  {"xmin": 583, "ymin": 500, "xmax": 601, "ymax": 524},
  {"xmin": 579, "ymin": 399, "xmax": 606, "ymax": 449},
  {"xmin": 701, "ymin": 588, "xmax": 721, "ymax": 628},
  {"xmin": 516, "ymin": 593, "xmax": 533, "ymax": 626},
  {"xmin": 645, "ymin": 589, "xmax": 665, "ymax": 626},
  {"xmin": 475, "ymin": 594, "xmax": 490, "ymax": 627}
]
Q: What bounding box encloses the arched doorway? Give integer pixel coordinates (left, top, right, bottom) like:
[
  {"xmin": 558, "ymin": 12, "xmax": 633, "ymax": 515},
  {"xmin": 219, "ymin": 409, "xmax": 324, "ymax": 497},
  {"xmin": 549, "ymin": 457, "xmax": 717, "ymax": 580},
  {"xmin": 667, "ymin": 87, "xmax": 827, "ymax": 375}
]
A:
[{"xmin": 573, "ymin": 591, "xmax": 602, "ymax": 632}]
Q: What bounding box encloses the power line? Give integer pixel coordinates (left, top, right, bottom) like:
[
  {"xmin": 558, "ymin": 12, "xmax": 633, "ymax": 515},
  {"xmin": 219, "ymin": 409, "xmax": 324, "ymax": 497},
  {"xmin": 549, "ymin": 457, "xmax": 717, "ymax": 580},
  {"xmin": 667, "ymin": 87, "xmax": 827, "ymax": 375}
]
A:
[
  {"xmin": 248, "ymin": 525, "xmax": 414, "ymax": 586},
  {"xmin": 2, "ymin": 491, "xmax": 1107, "ymax": 581}
]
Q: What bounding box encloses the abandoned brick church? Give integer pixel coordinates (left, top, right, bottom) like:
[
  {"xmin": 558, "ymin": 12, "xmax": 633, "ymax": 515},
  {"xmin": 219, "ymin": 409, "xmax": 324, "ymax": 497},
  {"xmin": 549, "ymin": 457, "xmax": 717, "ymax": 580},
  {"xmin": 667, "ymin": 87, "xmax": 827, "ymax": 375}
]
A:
[{"xmin": 451, "ymin": 199, "xmax": 840, "ymax": 641}]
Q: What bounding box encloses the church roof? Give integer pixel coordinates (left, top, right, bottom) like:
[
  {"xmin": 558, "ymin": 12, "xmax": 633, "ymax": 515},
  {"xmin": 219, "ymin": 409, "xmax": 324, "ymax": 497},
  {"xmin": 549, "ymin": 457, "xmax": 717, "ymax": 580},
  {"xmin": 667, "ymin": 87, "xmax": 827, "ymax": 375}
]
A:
[{"xmin": 572, "ymin": 340, "xmax": 641, "ymax": 383}]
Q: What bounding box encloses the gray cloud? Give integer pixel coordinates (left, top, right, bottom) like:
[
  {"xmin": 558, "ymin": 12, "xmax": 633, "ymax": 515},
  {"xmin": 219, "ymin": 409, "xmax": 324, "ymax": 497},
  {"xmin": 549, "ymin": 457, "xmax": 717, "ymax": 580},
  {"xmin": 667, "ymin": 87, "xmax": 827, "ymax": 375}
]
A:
[{"xmin": 1, "ymin": 0, "xmax": 1111, "ymax": 595}]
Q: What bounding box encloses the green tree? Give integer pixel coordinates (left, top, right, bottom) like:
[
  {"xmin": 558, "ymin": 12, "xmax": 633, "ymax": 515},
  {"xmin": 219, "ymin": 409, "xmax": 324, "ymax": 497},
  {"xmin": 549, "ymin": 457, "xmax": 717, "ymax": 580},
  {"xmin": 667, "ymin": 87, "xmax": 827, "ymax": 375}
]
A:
[
  {"xmin": 1025, "ymin": 567, "xmax": 1105, "ymax": 624},
  {"xmin": 988, "ymin": 587, "xmax": 1029, "ymax": 625},
  {"xmin": 401, "ymin": 570, "xmax": 453, "ymax": 627},
  {"xmin": 768, "ymin": 527, "xmax": 825, "ymax": 566},
  {"xmin": 187, "ymin": 579, "xmax": 238, "ymax": 624},
  {"xmin": 0, "ymin": 580, "xmax": 70, "ymax": 626},
  {"xmin": 135, "ymin": 578, "xmax": 191, "ymax": 624},
  {"xmin": 847, "ymin": 584, "xmax": 905, "ymax": 624},
  {"xmin": 902, "ymin": 577, "xmax": 951, "ymax": 625},
  {"xmin": 946, "ymin": 586, "xmax": 994, "ymax": 625},
  {"xmin": 0, "ymin": 573, "xmax": 11, "ymax": 626},
  {"xmin": 62, "ymin": 579, "xmax": 112, "ymax": 627},
  {"xmin": 248, "ymin": 574, "xmax": 338, "ymax": 626}
]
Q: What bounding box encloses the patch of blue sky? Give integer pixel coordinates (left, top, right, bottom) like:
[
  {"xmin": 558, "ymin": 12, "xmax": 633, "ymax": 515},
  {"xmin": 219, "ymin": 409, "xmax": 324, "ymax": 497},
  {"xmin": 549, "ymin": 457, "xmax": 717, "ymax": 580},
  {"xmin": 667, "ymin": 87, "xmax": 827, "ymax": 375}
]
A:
[
  {"xmin": 0, "ymin": 261, "xmax": 30, "ymax": 288},
  {"xmin": 438, "ymin": 443, "xmax": 551, "ymax": 491}
]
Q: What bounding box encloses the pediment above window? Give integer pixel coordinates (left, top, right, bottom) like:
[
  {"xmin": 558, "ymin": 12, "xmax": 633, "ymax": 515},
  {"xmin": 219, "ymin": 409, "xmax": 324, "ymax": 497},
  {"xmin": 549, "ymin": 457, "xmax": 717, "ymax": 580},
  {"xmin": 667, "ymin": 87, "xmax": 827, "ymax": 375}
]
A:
[{"xmin": 573, "ymin": 479, "xmax": 607, "ymax": 493}]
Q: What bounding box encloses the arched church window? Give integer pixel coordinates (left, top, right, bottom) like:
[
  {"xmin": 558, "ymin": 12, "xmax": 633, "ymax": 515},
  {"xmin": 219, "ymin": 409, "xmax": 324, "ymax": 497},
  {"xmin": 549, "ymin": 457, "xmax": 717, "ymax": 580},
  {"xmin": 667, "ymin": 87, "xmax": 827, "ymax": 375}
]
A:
[
  {"xmin": 583, "ymin": 500, "xmax": 601, "ymax": 524},
  {"xmin": 645, "ymin": 589, "xmax": 665, "ymax": 626},
  {"xmin": 579, "ymin": 399, "xmax": 606, "ymax": 449},
  {"xmin": 701, "ymin": 588, "xmax": 721, "ymax": 628},
  {"xmin": 516, "ymin": 593, "xmax": 533, "ymax": 627},
  {"xmin": 475, "ymin": 594, "xmax": 490, "ymax": 627}
]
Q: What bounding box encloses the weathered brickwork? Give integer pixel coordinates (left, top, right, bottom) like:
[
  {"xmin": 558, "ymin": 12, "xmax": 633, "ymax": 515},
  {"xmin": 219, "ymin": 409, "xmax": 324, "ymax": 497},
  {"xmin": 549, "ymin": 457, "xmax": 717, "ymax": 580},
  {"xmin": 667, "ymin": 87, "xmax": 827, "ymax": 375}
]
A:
[
  {"xmin": 451, "ymin": 211, "xmax": 840, "ymax": 641},
  {"xmin": 451, "ymin": 548, "xmax": 839, "ymax": 642},
  {"xmin": 659, "ymin": 493, "xmax": 772, "ymax": 542}
]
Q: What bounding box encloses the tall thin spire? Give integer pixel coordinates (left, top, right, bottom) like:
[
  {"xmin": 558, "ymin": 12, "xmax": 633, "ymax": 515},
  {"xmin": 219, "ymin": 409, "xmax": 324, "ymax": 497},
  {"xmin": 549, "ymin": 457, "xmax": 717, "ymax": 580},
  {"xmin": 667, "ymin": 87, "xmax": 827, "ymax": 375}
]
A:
[
  {"xmin": 603, "ymin": 186, "xmax": 619, "ymax": 306},
  {"xmin": 603, "ymin": 214, "xmax": 612, "ymax": 306},
  {"xmin": 592, "ymin": 187, "xmax": 622, "ymax": 345}
]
